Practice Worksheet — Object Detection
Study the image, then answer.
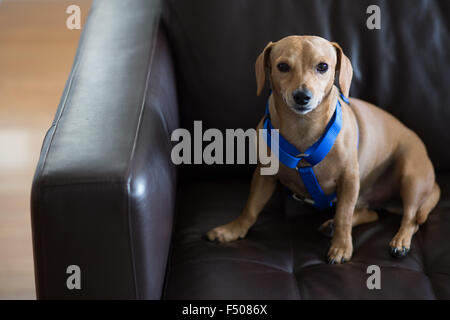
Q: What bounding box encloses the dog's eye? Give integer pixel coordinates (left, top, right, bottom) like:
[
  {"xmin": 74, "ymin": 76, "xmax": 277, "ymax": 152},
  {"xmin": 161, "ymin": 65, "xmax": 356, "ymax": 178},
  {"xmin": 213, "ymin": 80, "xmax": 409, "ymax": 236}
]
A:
[
  {"xmin": 316, "ymin": 63, "xmax": 328, "ymax": 73},
  {"xmin": 277, "ymin": 63, "xmax": 290, "ymax": 72}
]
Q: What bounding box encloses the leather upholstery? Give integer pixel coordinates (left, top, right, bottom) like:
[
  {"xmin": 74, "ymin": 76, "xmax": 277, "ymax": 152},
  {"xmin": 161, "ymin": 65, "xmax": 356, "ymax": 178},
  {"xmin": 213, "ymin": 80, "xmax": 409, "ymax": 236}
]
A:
[
  {"xmin": 164, "ymin": 176, "xmax": 450, "ymax": 299},
  {"xmin": 31, "ymin": 0, "xmax": 178, "ymax": 299},
  {"xmin": 31, "ymin": 0, "xmax": 450, "ymax": 299}
]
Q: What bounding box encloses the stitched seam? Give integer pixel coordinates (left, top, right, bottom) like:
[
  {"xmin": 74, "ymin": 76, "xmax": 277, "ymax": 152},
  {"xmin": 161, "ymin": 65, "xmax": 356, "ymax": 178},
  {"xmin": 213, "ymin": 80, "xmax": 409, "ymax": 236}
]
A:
[
  {"xmin": 162, "ymin": 192, "xmax": 179, "ymax": 300},
  {"xmin": 295, "ymin": 261, "xmax": 436, "ymax": 274},
  {"xmin": 168, "ymin": 257, "xmax": 291, "ymax": 274},
  {"xmin": 423, "ymin": 273, "xmax": 438, "ymax": 300},
  {"xmin": 38, "ymin": 52, "xmax": 79, "ymax": 180},
  {"xmin": 295, "ymin": 261, "xmax": 438, "ymax": 298},
  {"xmin": 39, "ymin": 2, "xmax": 94, "ymax": 179},
  {"xmin": 427, "ymin": 271, "xmax": 450, "ymax": 277},
  {"xmin": 290, "ymin": 272, "xmax": 302, "ymax": 300},
  {"xmin": 125, "ymin": 13, "xmax": 161, "ymax": 299}
]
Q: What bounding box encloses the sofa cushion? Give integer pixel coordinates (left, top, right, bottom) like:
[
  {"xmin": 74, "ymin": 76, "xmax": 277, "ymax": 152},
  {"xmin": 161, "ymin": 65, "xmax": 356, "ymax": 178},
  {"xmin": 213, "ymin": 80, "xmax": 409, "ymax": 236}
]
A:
[{"xmin": 164, "ymin": 174, "xmax": 450, "ymax": 299}]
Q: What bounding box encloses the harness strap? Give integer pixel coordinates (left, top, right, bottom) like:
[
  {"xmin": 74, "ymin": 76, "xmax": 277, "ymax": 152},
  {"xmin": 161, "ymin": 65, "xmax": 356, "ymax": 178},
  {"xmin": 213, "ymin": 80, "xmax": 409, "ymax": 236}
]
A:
[
  {"xmin": 298, "ymin": 167, "xmax": 337, "ymax": 209},
  {"xmin": 263, "ymin": 92, "xmax": 349, "ymax": 210}
]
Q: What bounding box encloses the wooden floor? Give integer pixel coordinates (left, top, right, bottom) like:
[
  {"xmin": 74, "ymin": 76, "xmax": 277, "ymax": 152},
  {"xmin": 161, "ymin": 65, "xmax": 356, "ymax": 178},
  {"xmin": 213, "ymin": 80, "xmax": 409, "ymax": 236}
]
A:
[{"xmin": 0, "ymin": 0, "xmax": 92, "ymax": 299}]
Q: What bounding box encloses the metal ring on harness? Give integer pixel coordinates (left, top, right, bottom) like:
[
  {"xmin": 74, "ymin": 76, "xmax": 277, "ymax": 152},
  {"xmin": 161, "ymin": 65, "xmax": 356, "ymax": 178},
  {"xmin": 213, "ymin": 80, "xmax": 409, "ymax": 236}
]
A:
[{"xmin": 292, "ymin": 193, "xmax": 315, "ymax": 205}]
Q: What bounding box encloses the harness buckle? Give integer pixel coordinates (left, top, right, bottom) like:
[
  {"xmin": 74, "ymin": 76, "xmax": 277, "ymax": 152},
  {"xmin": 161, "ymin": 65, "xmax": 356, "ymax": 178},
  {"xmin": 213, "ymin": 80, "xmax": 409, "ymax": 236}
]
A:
[
  {"xmin": 295, "ymin": 154, "xmax": 310, "ymax": 171},
  {"xmin": 292, "ymin": 193, "xmax": 315, "ymax": 206},
  {"xmin": 296, "ymin": 153, "xmax": 310, "ymax": 158},
  {"xmin": 295, "ymin": 163, "xmax": 312, "ymax": 172}
]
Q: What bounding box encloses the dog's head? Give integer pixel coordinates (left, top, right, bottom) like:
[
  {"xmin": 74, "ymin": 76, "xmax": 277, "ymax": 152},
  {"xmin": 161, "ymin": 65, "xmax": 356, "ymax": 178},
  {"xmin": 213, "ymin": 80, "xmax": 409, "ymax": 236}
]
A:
[{"xmin": 256, "ymin": 35, "xmax": 353, "ymax": 115}]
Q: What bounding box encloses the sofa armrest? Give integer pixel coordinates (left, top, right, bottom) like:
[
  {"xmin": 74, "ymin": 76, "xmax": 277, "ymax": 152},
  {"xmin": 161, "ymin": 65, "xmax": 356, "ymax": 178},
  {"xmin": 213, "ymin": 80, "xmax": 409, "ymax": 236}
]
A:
[{"xmin": 31, "ymin": 0, "xmax": 179, "ymax": 299}]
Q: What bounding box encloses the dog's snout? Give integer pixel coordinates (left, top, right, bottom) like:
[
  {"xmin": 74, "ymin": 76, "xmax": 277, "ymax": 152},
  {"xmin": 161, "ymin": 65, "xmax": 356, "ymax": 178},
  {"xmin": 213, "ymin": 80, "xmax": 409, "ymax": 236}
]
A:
[{"xmin": 293, "ymin": 90, "xmax": 312, "ymax": 106}]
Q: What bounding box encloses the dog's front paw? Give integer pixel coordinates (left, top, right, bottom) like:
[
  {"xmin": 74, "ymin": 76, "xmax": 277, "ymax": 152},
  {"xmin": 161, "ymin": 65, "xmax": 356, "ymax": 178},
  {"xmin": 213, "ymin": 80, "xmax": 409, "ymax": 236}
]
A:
[
  {"xmin": 328, "ymin": 236, "xmax": 353, "ymax": 264},
  {"xmin": 206, "ymin": 220, "xmax": 248, "ymax": 243},
  {"xmin": 389, "ymin": 227, "xmax": 416, "ymax": 258}
]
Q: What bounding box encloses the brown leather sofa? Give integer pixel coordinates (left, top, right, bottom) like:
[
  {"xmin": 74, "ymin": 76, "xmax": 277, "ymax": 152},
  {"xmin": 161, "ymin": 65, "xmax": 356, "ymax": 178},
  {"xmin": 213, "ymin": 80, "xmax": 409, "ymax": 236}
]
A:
[{"xmin": 31, "ymin": 0, "xmax": 450, "ymax": 299}]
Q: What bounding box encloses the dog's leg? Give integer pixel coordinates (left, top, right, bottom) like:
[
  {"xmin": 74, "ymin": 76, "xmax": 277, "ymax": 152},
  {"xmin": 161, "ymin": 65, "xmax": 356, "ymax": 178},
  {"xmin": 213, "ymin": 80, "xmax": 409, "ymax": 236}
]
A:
[
  {"xmin": 416, "ymin": 182, "xmax": 440, "ymax": 225},
  {"xmin": 319, "ymin": 208, "xmax": 378, "ymax": 238},
  {"xmin": 389, "ymin": 175, "xmax": 438, "ymax": 258},
  {"xmin": 328, "ymin": 169, "xmax": 360, "ymax": 264},
  {"xmin": 206, "ymin": 166, "xmax": 277, "ymax": 243},
  {"xmin": 389, "ymin": 206, "xmax": 419, "ymax": 258}
]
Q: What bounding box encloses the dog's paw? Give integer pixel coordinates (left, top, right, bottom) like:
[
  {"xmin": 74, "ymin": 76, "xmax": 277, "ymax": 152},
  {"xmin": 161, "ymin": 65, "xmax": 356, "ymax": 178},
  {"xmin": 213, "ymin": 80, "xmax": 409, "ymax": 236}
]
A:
[
  {"xmin": 318, "ymin": 219, "xmax": 334, "ymax": 238},
  {"xmin": 327, "ymin": 237, "xmax": 353, "ymax": 264},
  {"xmin": 389, "ymin": 246, "xmax": 410, "ymax": 258},
  {"xmin": 206, "ymin": 221, "xmax": 248, "ymax": 243},
  {"xmin": 389, "ymin": 231, "xmax": 414, "ymax": 258}
]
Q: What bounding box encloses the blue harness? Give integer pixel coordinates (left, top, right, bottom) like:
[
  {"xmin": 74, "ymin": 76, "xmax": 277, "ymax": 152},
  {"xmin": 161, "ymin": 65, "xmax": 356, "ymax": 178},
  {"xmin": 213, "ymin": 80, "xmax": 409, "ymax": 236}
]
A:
[{"xmin": 263, "ymin": 92, "xmax": 351, "ymax": 210}]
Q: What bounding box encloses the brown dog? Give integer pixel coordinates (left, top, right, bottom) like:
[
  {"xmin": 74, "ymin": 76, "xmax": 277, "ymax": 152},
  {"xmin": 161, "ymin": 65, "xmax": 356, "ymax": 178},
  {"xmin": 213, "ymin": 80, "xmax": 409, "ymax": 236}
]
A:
[{"xmin": 207, "ymin": 35, "xmax": 440, "ymax": 264}]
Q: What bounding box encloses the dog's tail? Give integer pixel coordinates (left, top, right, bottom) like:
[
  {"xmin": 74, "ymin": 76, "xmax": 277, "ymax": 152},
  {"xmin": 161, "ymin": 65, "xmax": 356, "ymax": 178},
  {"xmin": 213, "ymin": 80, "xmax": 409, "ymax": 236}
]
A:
[{"xmin": 416, "ymin": 183, "xmax": 440, "ymax": 225}]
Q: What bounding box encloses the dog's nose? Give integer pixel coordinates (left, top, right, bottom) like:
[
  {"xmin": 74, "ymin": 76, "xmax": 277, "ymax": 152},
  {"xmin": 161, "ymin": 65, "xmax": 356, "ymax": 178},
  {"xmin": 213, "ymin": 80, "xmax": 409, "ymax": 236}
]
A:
[{"xmin": 293, "ymin": 90, "xmax": 312, "ymax": 105}]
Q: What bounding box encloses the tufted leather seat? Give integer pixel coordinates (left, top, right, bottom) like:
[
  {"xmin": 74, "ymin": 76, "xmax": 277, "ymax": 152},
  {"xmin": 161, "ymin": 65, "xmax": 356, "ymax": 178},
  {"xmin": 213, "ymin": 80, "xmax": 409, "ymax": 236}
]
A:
[{"xmin": 164, "ymin": 177, "xmax": 450, "ymax": 299}]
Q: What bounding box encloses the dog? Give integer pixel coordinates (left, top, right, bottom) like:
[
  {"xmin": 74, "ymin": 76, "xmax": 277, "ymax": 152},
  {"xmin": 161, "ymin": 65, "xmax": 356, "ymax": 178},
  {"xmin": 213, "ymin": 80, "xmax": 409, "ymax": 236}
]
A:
[{"xmin": 207, "ymin": 35, "xmax": 440, "ymax": 264}]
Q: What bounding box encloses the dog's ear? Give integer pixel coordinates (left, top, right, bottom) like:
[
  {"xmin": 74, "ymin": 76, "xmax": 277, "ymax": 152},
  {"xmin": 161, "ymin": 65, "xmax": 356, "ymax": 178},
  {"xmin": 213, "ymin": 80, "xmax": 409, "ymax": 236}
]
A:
[
  {"xmin": 255, "ymin": 41, "xmax": 274, "ymax": 96},
  {"xmin": 331, "ymin": 42, "xmax": 353, "ymax": 97}
]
